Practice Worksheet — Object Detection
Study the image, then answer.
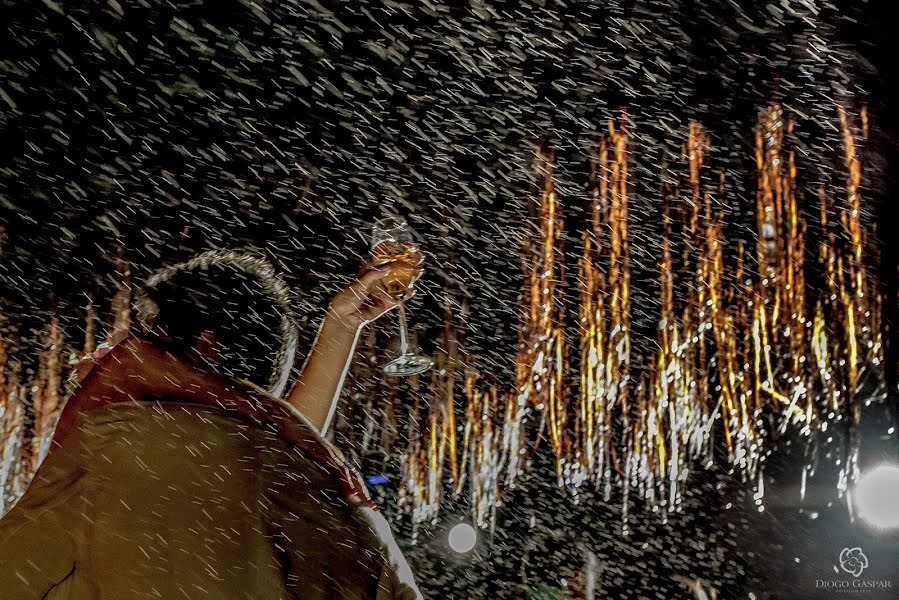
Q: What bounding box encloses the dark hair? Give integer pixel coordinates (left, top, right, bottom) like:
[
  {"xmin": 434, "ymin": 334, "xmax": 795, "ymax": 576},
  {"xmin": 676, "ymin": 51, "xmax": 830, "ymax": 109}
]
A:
[{"xmin": 134, "ymin": 250, "xmax": 297, "ymax": 395}]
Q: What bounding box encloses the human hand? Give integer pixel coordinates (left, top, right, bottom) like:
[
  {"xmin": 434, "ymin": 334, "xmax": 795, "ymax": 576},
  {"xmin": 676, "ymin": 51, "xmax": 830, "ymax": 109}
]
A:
[{"xmin": 326, "ymin": 267, "xmax": 403, "ymax": 332}]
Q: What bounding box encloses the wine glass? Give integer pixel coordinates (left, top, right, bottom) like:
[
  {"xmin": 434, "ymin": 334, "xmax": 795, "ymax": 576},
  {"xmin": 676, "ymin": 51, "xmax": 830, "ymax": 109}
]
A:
[{"xmin": 369, "ymin": 216, "xmax": 434, "ymax": 377}]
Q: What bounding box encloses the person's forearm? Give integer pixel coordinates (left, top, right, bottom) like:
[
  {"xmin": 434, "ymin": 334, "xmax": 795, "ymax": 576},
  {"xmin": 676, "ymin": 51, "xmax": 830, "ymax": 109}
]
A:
[{"xmin": 285, "ymin": 312, "xmax": 361, "ymax": 435}]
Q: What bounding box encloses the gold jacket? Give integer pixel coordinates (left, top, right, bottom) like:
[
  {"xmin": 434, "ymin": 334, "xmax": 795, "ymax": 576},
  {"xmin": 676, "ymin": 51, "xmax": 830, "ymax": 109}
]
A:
[{"xmin": 0, "ymin": 340, "xmax": 421, "ymax": 599}]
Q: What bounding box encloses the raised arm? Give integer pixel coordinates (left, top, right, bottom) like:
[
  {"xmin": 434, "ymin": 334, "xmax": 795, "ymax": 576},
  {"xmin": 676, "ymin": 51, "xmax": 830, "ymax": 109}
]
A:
[{"xmin": 284, "ymin": 267, "xmax": 397, "ymax": 435}]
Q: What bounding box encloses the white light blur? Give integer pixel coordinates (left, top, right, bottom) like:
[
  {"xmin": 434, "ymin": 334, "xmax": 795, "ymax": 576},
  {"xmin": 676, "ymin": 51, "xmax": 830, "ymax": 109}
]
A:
[
  {"xmin": 448, "ymin": 523, "xmax": 477, "ymax": 553},
  {"xmin": 854, "ymin": 463, "xmax": 899, "ymax": 530}
]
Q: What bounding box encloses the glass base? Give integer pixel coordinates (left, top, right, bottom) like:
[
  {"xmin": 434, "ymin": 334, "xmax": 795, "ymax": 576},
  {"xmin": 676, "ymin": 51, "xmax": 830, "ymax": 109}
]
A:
[{"xmin": 383, "ymin": 353, "xmax": 434, "ymax": 377}]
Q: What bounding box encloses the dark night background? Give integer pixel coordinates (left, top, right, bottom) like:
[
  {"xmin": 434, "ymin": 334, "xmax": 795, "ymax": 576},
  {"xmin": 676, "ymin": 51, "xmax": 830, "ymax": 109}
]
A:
[{"xmin": 2, "ymin": 0, "xmax": 899, "ymax": 598}]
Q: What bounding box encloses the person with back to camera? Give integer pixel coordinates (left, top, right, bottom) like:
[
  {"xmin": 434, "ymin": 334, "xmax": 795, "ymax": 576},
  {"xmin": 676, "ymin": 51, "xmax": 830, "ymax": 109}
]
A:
[{"xmin": 0, "ymin": 249, "xmax": 423, "ymax": 599}]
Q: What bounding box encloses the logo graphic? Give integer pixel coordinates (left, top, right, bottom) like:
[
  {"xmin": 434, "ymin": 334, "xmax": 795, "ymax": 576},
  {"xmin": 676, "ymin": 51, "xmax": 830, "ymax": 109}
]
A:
[{"xmin": 839, "ymin": 547, "xmax": 869, "ymax": 578}]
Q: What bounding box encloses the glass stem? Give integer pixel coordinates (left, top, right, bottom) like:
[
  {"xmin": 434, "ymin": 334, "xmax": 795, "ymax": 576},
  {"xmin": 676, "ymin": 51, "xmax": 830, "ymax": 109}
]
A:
[{"xmin": 397, "ymin": 302, "xmax": 411, "ymax": 355}]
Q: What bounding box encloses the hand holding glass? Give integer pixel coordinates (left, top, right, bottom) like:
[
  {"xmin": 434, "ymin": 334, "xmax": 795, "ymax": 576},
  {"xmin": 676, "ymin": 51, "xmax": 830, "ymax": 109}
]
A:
[{"xmin": 369, "ymin": 217, "xmax": 433, "ymax": 377}]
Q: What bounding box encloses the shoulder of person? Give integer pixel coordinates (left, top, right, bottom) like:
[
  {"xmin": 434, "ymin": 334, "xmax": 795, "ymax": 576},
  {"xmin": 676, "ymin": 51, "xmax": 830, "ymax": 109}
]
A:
[{"xmin": 70, "ymin": 330, "xmax": 133, "ymax": 386}]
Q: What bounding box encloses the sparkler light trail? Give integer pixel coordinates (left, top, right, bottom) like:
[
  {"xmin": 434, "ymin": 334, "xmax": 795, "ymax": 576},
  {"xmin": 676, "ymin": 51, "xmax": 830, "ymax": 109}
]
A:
[
  {"xmin": 510, "ymin": 145, "xmax": 570, "ymax": 484},
  {"xmin": 574, "ymin": 120, "xmax": 632, "ymax": 513}
]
